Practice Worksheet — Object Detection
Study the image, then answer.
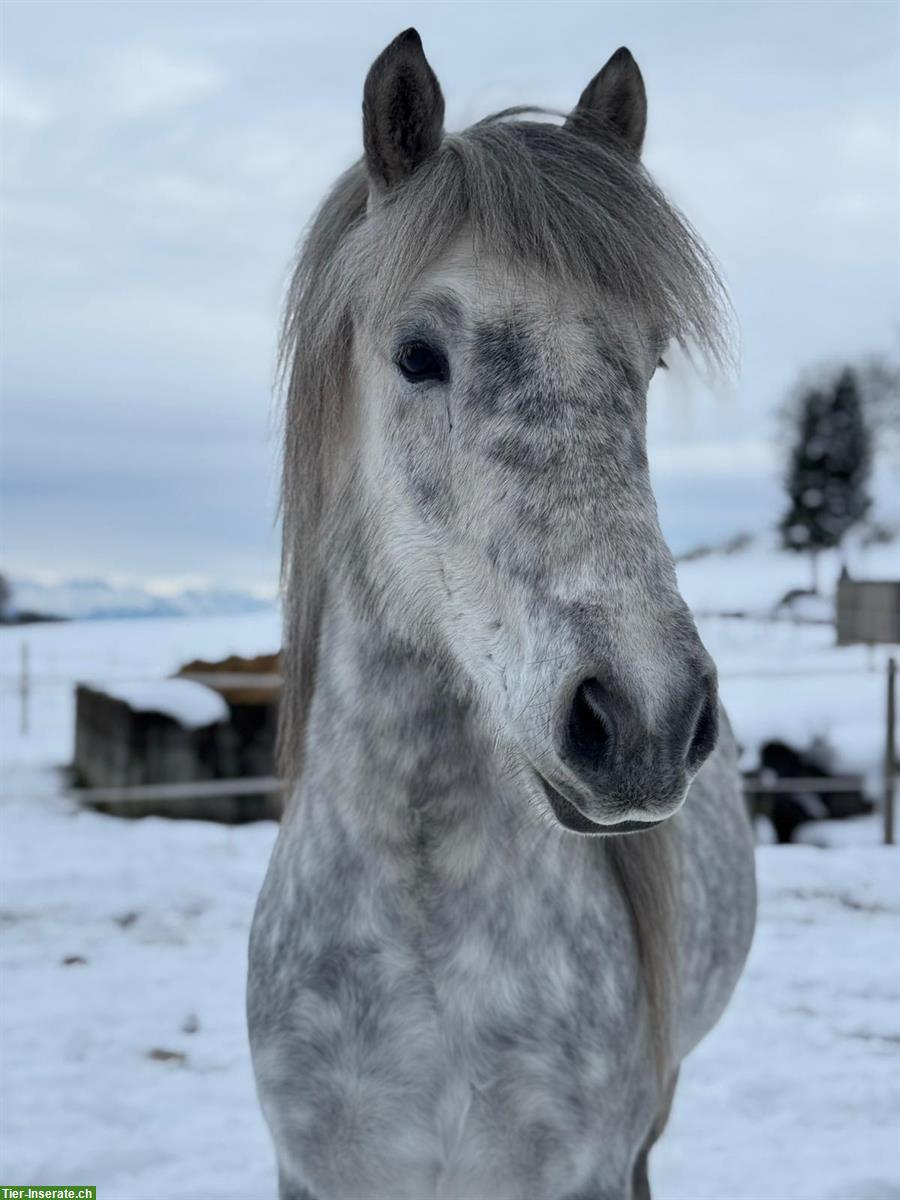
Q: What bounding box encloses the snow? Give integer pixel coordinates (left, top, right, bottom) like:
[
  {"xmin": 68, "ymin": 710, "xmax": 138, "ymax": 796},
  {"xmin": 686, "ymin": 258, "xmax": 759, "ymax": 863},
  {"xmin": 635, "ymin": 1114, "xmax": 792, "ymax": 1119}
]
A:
[
  {"xmin": 1, "ymin": 543, "xmax": 899, "ymax": 1197},
  {"xmin": 8, "ymin": 574, "xmax": 275, "ymax": 621},
  {"xmin": 0, "ymin": 610, "xmax": 280, "ymax": 768},
  {"xmin": 697, "ymin": 613, "xmax": 892, "ymax": 784},
  {"xmin": 2, "ymin": 766, "xmax": 897, "ymax": 1199},
  {"xmin": 655, "ymin": 846, "xmax": 900, "ymax": 1200},
  {"xmin": 793, "ymin": 811, "xmax": 896, "ymax": 848},
  {"xmin": 679, "ymin": 535, "xmax": 899, "ymax": 787},
  {"xmin": 0, "ymin": 770, "xmax": 278, "ymax": 1197},
  {"xmin": 675, "ymin": 532, "xmax": 899, "ymax": 618},
  {"xmin": 90, "ymin": 679, "xmax": 230, "ymax": 729}
]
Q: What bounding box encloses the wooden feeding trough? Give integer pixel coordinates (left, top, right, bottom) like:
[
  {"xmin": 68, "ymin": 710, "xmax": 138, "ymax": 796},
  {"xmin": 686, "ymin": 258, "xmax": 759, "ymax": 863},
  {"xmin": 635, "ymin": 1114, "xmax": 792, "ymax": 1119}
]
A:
[
  {"xmin": 176, "ymin": 652, "xmax": 282, "ymax": 780},
  {"xmin": 73, "ymin": 652, "xmax": 283, "ymax": 823}
]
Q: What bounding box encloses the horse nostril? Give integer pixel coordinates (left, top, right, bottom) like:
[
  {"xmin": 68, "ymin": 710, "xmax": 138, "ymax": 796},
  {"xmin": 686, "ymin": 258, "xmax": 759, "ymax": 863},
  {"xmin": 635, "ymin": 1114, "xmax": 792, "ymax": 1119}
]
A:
[
  {"xmin": 567, "ymin": 679, "xmax": 615, "ymax": 775},
  {"xmin": 685, "ymin": 687, "xmax": 718, "ymax": 771}
]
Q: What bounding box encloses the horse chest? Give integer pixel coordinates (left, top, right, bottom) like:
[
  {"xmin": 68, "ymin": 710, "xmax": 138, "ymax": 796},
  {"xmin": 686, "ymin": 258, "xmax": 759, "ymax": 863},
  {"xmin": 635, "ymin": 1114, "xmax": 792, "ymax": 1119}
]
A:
[{"xmin": 250, "ymin": 823, "xmax": 651, "ymax": 1200}]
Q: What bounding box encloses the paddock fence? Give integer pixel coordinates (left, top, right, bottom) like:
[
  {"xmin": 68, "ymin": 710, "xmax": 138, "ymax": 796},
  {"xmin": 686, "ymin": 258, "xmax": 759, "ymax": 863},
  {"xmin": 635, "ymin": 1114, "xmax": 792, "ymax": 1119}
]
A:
[{"xmin": 2, "ymin": 647, "xmax": 897, "ymax": 845}]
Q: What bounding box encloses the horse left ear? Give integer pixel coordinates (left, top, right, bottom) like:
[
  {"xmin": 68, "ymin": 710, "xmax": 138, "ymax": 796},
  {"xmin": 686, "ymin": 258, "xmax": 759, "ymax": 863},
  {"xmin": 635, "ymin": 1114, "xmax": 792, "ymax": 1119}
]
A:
[
  {"xmin": 363, "ymin": 28, "xmax": 445, "ymax": 192},
  {"xmin": 564, "ymin": 47, "xmax": 647, "ymax": 156}
]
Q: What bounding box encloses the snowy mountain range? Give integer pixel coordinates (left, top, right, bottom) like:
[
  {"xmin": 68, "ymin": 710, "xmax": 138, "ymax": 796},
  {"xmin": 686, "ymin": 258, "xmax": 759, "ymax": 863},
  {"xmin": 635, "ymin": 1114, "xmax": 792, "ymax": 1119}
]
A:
[{"xmin": 5, "ymin": 576, "xmax": 276, "ymax": 621}]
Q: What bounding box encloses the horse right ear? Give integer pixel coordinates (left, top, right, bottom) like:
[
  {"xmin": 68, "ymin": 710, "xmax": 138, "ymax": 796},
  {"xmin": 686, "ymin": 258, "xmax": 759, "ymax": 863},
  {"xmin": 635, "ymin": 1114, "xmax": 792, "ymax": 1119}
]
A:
[
  {"xmin": 363, "ymin": 29, "xmax": 445, "ymax": 193},
  {"xmin": 564, "ymin": 47, "xmax": 647, "ymax": 157}
]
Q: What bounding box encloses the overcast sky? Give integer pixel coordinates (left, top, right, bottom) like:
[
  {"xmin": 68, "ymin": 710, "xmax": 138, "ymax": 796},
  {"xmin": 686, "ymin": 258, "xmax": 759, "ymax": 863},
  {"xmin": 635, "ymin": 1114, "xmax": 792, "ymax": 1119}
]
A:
[{"xmin": 1, "ymin": 0, "xmax": 897, "ymax": 590}]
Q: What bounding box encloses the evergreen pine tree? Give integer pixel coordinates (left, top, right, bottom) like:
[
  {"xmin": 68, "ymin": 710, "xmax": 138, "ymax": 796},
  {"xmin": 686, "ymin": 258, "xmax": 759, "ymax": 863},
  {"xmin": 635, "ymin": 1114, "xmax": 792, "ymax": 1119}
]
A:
[{"xmin": 779, "ymin": 369, "xmax": 872, "ymax": 590}]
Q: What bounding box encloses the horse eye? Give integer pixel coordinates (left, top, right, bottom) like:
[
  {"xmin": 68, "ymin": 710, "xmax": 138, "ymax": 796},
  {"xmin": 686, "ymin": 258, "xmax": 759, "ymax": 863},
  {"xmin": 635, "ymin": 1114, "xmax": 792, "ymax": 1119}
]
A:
[
  {"xmin": 395, "ymin": 341, "xmax": 447, "ymax": 383},
  {"xmin": 656, "ymin": 357, "xmax": 668, "ymax": 372}
]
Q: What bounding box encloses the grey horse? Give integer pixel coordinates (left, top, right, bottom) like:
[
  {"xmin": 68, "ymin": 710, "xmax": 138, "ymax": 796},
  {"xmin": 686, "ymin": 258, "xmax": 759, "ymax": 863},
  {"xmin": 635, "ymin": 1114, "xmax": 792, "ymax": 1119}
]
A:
[{"xmin": 248, "ymin": 29, "xmax": 756, "ymax": 1200}]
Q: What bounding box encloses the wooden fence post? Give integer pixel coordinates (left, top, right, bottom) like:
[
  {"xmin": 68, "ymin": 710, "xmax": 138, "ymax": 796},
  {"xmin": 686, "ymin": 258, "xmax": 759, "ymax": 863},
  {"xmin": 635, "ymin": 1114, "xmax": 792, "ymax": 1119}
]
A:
[
  {"xmin": 886, "ymin": 656, "xmax": 896, "ymax": 847},
  {"xmin": 20, "ymin": 641, "xmax": 30, "ymax": 737}
]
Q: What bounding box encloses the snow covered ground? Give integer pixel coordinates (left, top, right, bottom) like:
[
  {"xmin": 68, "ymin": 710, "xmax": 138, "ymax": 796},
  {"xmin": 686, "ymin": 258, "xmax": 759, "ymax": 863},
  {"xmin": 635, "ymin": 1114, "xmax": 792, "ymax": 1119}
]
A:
[
  {"xmin": 676, "ymin": 536, "xmax": 899, "ymax": 793},
  {"xmin": 2, "ymin": 764, "xmax": 898, "ymax": 1198},
  {"xmin": 1, "ymin": 541, "xmax": 898, "ymax": 1198},
  {"xmin": 3, "ymin": 534, "xmax": 896, "ymax": 785}
]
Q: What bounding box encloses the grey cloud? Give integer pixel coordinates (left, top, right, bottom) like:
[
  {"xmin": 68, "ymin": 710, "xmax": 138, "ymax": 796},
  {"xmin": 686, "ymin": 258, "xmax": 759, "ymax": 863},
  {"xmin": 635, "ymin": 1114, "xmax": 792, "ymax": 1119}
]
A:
[{"xmin": 1, "ymin": 0, "xmax": 897, "ymax": 586}]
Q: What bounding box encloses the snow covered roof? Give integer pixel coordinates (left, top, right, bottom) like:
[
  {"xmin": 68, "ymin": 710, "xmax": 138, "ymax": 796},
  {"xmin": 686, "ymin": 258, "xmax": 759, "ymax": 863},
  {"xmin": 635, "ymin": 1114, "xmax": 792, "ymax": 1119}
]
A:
[{"xmin": 88, "ymin": 679, "xmax": 229, "ymax": 729}]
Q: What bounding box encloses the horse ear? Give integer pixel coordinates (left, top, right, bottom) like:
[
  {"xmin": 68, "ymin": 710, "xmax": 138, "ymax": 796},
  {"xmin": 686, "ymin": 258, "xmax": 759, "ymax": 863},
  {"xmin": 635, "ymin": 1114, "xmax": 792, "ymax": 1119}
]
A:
[
  {"xmin": 363, "ymin": 28, "xmax": 445, "ymax": 192},
  {"xmin": 564, "ymin": 47, "xmax": 647, "ymax": 156}
]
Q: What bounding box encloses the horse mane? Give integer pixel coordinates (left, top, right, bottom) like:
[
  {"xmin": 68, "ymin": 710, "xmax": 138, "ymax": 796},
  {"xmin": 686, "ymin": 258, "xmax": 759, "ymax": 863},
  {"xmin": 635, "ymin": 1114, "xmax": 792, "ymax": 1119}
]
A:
[
  {"xmin": 606, "ymin": 824, "xmax": 680, "ymax": 1084},
  {"xmin": 278, "ymin": 109, "xmax": 727, "ymax": 1084}
]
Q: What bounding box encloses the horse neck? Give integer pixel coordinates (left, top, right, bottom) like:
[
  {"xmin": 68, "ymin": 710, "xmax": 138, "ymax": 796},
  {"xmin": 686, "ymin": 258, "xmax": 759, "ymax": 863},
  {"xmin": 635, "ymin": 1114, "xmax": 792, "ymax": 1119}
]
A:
[{"xmin": 300, "ymin": 588, "xmax": 506, "ymax": 856}]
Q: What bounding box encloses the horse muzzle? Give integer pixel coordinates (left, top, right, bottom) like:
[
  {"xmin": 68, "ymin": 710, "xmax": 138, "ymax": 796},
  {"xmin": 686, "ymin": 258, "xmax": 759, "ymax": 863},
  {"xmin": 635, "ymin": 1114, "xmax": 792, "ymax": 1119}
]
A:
[{"xmin": 531, "ymin": 662, "xmax": 719, "ymax": 834}]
